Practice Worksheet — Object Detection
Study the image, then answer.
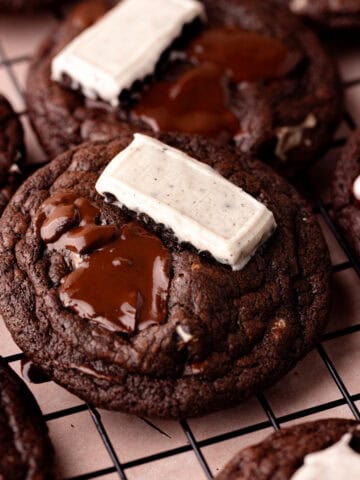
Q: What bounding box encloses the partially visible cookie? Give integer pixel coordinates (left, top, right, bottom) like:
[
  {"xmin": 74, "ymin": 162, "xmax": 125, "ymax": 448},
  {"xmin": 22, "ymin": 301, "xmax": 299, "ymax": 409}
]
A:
[
  {"xmin": 26, "ymin": 0, "xmax": 342, "ymax": 176},
  {"xmin": 216, "ymin": 418, "xmax": 360, "ymax": 479},
  {"xmin": 0, "ymin": 0, "xmax": 70, "ymax": 12},
  {"xmin": 0, "ymin": 356, "xmax": 54, "ymax": 479},
  {"xmin": 332, "ymin": 129, "xmax": 360, "ymax": 260},
  {"xmin": 0, "ymin": 95, "xmax": 24, "ymax": 215},
  {"xmin": 283, "ymin": 0, "xmax": 360, "ymax": 29}
]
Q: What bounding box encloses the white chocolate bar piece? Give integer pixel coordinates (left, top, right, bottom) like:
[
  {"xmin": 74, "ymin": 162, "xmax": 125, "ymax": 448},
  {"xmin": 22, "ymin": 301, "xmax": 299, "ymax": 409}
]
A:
[
  {"xmin": 96, "ymin": 134, "xmax": 277, "ymax": 270},
  {"xmin": 353, "ymin": 175, "xmax": 360, "ymax": 201},
  {"xmin": 291, "ymin": 433, "xmax": 360, "ymax": 480},
  {"xmin": 52, "ymin": 0, "xmax": 205, "ymax": 106}
]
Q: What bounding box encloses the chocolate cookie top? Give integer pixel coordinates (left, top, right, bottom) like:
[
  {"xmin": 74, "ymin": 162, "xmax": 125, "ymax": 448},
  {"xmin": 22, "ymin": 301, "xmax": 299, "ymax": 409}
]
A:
[
  {"xmin": 0, "ymin": 0, "xmax": 70, "ymax": 12},
  {"xmin": 332, "ymin": 129, "xmax": 360, "ymax": 260},
  {"xmin": 216, "ymin": 418, "xmax": 360, "ymax": 479},
  {"xmin": 0, "ymin": 132, "xmax": 331, "ymax": 418},
  {"xmin": 26, "ymin": 0, "xmax": 341, "ymax": 176},
  {"xmin": 283, "ymin": 0, "xmax": 360, "ymax": 29},
  {"xmin": 0, "ymin": 95, "xmax": 24, "ymax": 215},
  {"xmin": 0, "ymin": 357, "xmax": 54, "ymax": 479}
]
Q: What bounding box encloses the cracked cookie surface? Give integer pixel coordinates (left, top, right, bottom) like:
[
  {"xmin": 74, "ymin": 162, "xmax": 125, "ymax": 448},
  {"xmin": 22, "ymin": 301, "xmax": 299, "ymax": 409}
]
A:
[{"xmin": 0, "ymin": 132, "xmax": 331, "ymax": 418}]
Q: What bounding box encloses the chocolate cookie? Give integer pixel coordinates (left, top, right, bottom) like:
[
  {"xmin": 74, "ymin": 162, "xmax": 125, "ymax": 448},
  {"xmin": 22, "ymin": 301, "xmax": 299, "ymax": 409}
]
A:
[
  {"xmin": 26, "ymin": 0, "xmax": 341, "ymax": 176},
  {"xmin": 282, "ymin": 0, "xmax": 360, "ymax": 29},
  {"xmin": 216, "ymin": 418, "xmax": 360, "ymax": 479},
  {"xmin": 0, "ymin": 95, "xmax": 24, "ymax": 216},
  {"xmin": 0, "ymin": 356, "xmax": 54, "ymax": 479},
  {"xmin": 0, "ymin": 132, "xmax": 331, "ymax": 418},
  {"xmin": 332, "ymin": 129, "xmax": 360, "ymax": 260},
  {"xmin": 0, "ymin": 0, "xmax": 70, "ymax": 12}
]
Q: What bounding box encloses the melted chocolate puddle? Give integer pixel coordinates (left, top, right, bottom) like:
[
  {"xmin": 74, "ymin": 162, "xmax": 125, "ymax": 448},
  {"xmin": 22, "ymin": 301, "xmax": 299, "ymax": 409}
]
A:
[
  {"xmin": 59, "ymin": 221, "xmax": 171, "ymax": 334},
  {"xmin": 134, "ymin": 62, "xmax": 240, "ymax": 137},
  {"xmin": 37, "ymin": 192, "xmax": 171, "ymax": 334},
  {"xmin": 187, "ymin": 27, "xmax": 297, "ymax": 82},
  {"xmin": 134, "ymin": 26, "xmax": 299, "ymax": 138}
]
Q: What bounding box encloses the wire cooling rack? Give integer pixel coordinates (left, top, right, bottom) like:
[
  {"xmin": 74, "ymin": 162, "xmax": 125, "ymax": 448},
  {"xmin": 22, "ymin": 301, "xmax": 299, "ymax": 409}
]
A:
[{"xmin": 0, "ymin": 5, "xmax": 360, "ymax": 480}]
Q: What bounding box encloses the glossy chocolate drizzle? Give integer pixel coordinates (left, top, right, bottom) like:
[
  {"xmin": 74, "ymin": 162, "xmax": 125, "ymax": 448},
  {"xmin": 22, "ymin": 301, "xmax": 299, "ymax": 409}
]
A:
[
  {"xmin": 134, "ymin": 26, "xmax": 297, "ymax": 138},
  {"xmin": 134, "ymin": 62, "xmax": 240, "ymax": 137},
  {"xmin": 37, "ymin": 192, "xmax": 171, "ymax": 334}
]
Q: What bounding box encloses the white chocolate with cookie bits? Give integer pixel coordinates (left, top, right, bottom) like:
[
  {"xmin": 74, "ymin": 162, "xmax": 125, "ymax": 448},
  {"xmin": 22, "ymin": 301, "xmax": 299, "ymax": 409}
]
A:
[
  {"xmin": 291, "ymin": 432, "xmax": 360, "ymax": 480},
  {"xmin": 96, "ymin": 134, "xmax": 277, "ymax": 270},
  {"xmin": 353, "ymin": 175, "xmax": 360, "ymax": 201},
  {"xmin": 51, "ymin": 0, "xmax": 205, "ymax": 106}
]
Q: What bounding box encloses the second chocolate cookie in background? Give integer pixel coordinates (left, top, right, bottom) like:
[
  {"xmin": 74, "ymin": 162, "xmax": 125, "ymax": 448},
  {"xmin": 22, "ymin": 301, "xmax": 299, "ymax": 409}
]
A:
[
  {"xmin": 332, "ymin": 129, "xmax": 360, "ymax": 261},
  {"xmin": 26, "ymin": 0, "xmax": 342, "ymax": 177},
  {"xmin": 0, "ymin": 356, "xmax": 54, "ymax": 479},
  {"xmin": 0, "ymin": 94, "xmax": 25, "ymax": 215},
  {"xmin": 216, "ymin": 418, "xmax": 360, "ymax": 479},
  {"xmin": 0, "ymin": 132, "xmax": 331, "ymax": 418}
]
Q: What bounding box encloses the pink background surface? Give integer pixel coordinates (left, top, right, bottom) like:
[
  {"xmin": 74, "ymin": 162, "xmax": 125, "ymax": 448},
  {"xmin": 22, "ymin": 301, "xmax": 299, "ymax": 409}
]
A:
[{"xmin": 0, "ymin": 5, "xmax": 359, "ymax": 480}]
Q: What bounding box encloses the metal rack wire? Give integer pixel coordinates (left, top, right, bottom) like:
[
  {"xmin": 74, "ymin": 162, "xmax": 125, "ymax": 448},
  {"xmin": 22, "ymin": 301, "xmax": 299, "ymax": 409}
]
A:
[{"xmin": 0, "ymin": 4, "xmax": 359, "ymax": 480}]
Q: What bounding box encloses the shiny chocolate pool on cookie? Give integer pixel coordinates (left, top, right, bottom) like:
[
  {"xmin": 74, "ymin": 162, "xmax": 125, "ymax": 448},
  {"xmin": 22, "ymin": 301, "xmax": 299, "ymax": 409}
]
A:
[
  {"xmin": 26, "ymin": 0, "xmax": 341, "ymax": 176},
  {"xmin": 132, "ymin": 26, "xmax": 297, "ymax": 139},
  {"xmin": 0, "ymin": 132, "xmax": 331, "ymax": 418},
  {"xmin": 36, "ymin": 191, "xmax": 171, "ymax": 333}
]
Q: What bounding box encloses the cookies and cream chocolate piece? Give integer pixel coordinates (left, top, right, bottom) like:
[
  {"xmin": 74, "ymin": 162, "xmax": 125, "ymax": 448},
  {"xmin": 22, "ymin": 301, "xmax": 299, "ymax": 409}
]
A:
[
  {"xmin": 275, "ymin": 113, "xmax": 317, "ymax": 161},
  {"xmin": 353, "ymin": 175, "xmax": 360, "ymax": 201},
  {"xmin": 51, "ymin": 0, "xmax": 205, "ymax": 106},
  {"xmin": 96, "ymin": 134, "xmax": 276, "ymax": 270},
  {"xmin": 291, "ymin": 433, "xmax": 360, "ymax": 480}
]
